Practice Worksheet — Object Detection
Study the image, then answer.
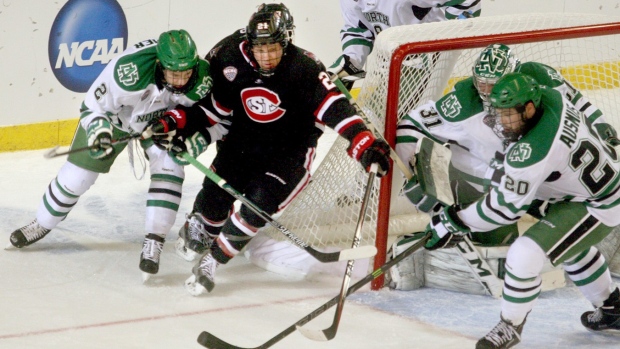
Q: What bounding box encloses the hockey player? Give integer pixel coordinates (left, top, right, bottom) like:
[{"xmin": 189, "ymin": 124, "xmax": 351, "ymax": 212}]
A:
[
  {"xmin": 9, "ymin": 30, "xmax": 213, "ymax": 280},
  {"xmin": 147, "ymin": 5, "xmax": 391, "ymax": 296},
  {"xmin": 423, "ymin": 72, "xmax": 620, "ymax": 348},
  {"xmin": 329, "ymin": 0, "xmax": 482, "ymax": 86}
]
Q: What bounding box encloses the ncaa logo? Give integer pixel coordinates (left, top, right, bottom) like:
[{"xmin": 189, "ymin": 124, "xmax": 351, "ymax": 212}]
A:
[
  {"xmin": 241, "ymin": 87, "xmax": 286, "ymax": 123},
  {"xmin": 49, "ymin": 0, "xmax": 128, "ymax": 92}
]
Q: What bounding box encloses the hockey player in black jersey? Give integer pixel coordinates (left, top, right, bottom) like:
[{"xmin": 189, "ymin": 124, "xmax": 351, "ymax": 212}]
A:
[{"xmin": 145, "ymin": 4, "xmax": 391, "ymax": 295}]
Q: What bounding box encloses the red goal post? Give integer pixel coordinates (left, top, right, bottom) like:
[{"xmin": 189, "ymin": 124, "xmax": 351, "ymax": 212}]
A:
[{"xmin": 257, "ymin": 13, "xmax": 620, "ymax": 290}]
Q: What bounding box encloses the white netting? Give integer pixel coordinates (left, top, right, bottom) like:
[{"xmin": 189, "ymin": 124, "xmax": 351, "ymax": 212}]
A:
[{"xmin": 257, "ymin": 13, "xmax": 620, "ymax": 280}]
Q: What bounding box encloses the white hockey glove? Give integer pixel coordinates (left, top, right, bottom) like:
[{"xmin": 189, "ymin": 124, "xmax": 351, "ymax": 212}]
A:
[
  {"xmin": 403, "ymin": 175, "xmax": 442, "ymax": 213},
  {"xmin": 169, "ymin": 132, "xmax": 210, "ymax": 166},
  {"xmin": 424, "ymin": 206, "xmax": 469, "ymax": 251},
  {"xmin": 86, "ymin": 117, "xmax": 115, "ymax": 160},
  {"xmin": 327, "ymin": 55, "xmax": 365, "ymax": 90},
  {"xmin": 595, "ymin": 122, "xmax": 620, "ymax": 147}
]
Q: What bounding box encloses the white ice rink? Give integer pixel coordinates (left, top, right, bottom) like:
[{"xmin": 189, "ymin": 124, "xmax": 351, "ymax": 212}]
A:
[{"xmin": 1, "ymin": 139, "xmax": 619, "ymax": 349}]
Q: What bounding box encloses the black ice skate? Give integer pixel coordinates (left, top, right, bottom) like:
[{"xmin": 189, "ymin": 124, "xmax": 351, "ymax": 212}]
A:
[
  {"xmin": 175, "ymin": 213, "xmax": 217, "ymax": 262},
  {"xmin": 476, "ymin": 315, "xmax": 525, "ymax": 349},
  {"xmin": 581, "ymin": 287, "xmax": 620, "ymax": 333},
  {"xmin": 185, "ymin": 250, "xmax": 219, "ymax": 296},
  {"xmin": 139, "ymin": 233, "xmax": 165, "ymax": 282},
  {"xmin": 8, "ymin": 219, "xmax": 51, "ymax": 248}
]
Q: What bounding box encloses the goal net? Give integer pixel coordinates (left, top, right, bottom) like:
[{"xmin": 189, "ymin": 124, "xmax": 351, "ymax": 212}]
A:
[{"xmin": 251, "ymin": 13, "xmax": 620, "ymax": 289}]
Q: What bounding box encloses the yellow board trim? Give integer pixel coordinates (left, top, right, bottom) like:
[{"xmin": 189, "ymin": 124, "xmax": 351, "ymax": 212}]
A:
[{"xmin": 0, "ymin": 118, "xmax": 78, "ymax": 152}]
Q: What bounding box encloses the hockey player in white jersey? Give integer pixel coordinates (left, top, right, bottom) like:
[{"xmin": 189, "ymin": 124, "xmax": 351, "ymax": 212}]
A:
[
  {"xmin": 422, "ymin": 73, "xmax": 620, "ymax": 348},
  {"xmin": 9, "ymin": 30, "xmax": 213, "ymax": 281},
  {"xmin": 329, "ymin": 0, "xmax": 481, "ymax": 86}
]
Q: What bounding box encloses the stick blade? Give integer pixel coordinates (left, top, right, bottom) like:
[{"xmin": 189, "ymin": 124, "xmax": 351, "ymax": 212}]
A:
[
  {"xmin": 43, "ymin": 146, "xmax": 61, "ymax": 159},
  {"xmin": 295, "ymin": 324, "xmax": 335, "ymax": 341},
  {"xmin": 336, "ymin": 245, "xmax": 377, "ymax": 261},
  {"xmin": 197, "ymin": 331, "xmax": 248, "ymax": 349}
]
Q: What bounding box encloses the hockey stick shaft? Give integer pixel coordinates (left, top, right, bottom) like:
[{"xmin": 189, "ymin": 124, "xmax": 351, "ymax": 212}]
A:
[
  {"xmin": 297, "ymin": 163, "xmax": 378, "ymax": 341},
  {"xmin": 43, "ymin": 133, "xmax": 142, "ymax": 158},
  {"xmin": 334, "ymin": 77, "xmax": 503, "ymax": 298},
  {"xmin": 197, "ymin": 231, "xmax": 431, "ymax": 349},
  {"xmin": 182, "ymin": 153, "xmax": 377, "ymax": 263}
]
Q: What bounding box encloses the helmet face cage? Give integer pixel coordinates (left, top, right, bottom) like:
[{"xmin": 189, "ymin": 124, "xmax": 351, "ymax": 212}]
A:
[
  {"xmin": 246, "ymin": 9, "xmax": 289, "ymax": 76},
  {"xmin": 156, "ymin": 29, "xmax": 199, "ymax": 94},
  {"xmin": 489, "ymin": 72, "xmax": 541, "ymax": 142},
  {"xmin": 473, "ymin": 44, "xmax": 519, "ymax": 105}
]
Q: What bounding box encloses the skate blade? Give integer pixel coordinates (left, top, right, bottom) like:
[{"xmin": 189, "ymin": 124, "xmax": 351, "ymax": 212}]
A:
[
  {"xmin": 4, "ymin": 242, "xmax": 16, "ymax": 250},
  {"xmin": 175, "ymin": 237, "xmax": 198, "ymax": 262},
  {"xmin": 142, "ymin": 272, "xmax": 152, "ymax": 283},
  {"xmin": 184, "ymin": 275, "xmax": 207, "ymax": 296}
]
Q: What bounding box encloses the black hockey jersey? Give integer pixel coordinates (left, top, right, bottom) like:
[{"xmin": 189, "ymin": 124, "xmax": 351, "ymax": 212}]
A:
[{"xmin": 185, "ymin": 31, "xmax": 368, "ymax": 154}]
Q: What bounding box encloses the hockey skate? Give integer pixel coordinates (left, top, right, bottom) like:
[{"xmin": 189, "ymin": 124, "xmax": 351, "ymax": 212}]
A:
[
  {"xmin": 476, "ymin": 315, "xmax": 526, "ymax": 349},
  {"xmin": 139, "ymin": 233, "xmax": 165, "ymax": 282},
  {"xmin": 175, "ymin": 213, "xmax": 216, "ymax": 262},
  {"xmin": 185, "ymin": 250, "xmax": 219, "ymax": 296},
  {"xmin": 7, "ymin": 219, "xmax": 51, "ymax": 249},
  {"xmin": 581, "ymin": 287, "xmax": 620, "ymax": 333}
]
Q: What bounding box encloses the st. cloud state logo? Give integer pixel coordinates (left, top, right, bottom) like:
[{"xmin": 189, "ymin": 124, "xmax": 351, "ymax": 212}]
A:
[{"xmin": 240, "ymin": 87, "xmax": 286, "ymax": 123}]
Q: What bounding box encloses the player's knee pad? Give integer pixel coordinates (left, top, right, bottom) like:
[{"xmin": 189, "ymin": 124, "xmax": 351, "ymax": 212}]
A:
[
  {"xmin": 505, "ymin": 236, "xmax": 547, "ymax": 279},
  {"xmin": 195, "ymin": 179, "xmax": 235, "ymax": 222},
  {"xmin": 56, "ymin": 161, "xmax": 99, "ymax": 196},
  {"xmin": 240, "ymin": 184, "xmax": 281, "ymax": 228},
  {"xmin": 145, "ymin": 145, "xmax": 185, "ymax": 180}
]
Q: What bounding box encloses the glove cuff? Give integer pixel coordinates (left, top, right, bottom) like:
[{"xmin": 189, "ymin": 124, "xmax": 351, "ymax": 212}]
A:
[{"xmin": 347, "ymin": 130, "xmax": 375, "ymax": 161}]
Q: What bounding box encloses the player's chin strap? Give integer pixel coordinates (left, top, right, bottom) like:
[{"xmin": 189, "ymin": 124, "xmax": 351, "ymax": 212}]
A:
[
  {"xmin": 332, "ymin": 75, "xmax": 504, "ymax": 299},
  {"xmin": 296, "ymin": 163, "xmax": 379, "ymax": 341}
]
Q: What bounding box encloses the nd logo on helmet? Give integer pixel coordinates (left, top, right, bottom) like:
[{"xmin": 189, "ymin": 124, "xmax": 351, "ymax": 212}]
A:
[{"xmin": 48, "ymin": 0, "xmax": 128, "ymax": 92}]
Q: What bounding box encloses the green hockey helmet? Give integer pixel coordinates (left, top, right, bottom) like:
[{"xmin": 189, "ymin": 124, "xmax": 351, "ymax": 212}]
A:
[
  {"xmin": 473, "ymin": 44, "xmax": 520, "ymax": 104},
  {"xmin": 156, "ymin": 29, "xmax": 198, "ymax": 71},
  {"xmin": 489, "ymin": 72, "xmax": 542, "ymax": 142},
  {"xmin": 490, "ymin": 72, "xmax": 541, "ymax": 109}
]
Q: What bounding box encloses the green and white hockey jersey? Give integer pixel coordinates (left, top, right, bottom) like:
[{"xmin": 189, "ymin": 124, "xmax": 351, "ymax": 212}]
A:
[
  {"xmin": 396, "ymin": 61, "xmax": 610, "ymax": 195},
  {"xmin": 458, "ymin": 87, "xmax": 620, "ymax": 232},
  {"xmin": 396, "ymin": 77, "xmax": 499, "ymax": 194},
  {"xmin": 338, "ymin": 0, "xmax": 481, "ymax": 70},
  {"xmin": 79, "ymin": 38, "xmax": 213, "ymax": 135}
]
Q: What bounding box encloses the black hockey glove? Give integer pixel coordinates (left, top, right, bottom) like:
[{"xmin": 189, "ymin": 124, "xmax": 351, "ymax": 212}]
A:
[
  {"xmin": 424, "ymin": 205, "xmax": 469, "ymax": 250},
  {"xmin": 142, "ymin": 109, "xmax": 187, "ymax": 151},
  {"xmin": 348, "ymin": 131, "xmax": 391, "ymax": 177}
]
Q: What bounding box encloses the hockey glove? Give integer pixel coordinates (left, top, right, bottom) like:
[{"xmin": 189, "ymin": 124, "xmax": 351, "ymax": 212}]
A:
[
  {"xmin": 169, "ymin": 131, "xmax": 210, "ymax": 166},
  {"xmin": 595, "ymin": 122, "xmax": 620, "ymax": 147},
  {"xmin": 87, "ymin": 117, "xmax": 115, "ymax": 160},
  {"xmin": 424, "ymin": 205, "xmax": 469, "ymax": 250},
  {"xmin": 142, "ymin": 109, "xmax": 188, "ymax": 150},
  {"xmin": 403, "ymin": 175, "xmax": 442, "ymax": 213},
  {"xmin": 327, "ymin": 54, "xmax": 365, "ymax": 90},
  {"xmin": 348, "ymin": 131, "xmax": 391, "ymax": 177}
]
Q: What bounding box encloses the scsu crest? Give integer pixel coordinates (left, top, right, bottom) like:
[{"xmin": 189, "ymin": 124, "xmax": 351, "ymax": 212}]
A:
[{"xmin": 240, "ymin": 87, "xmax": 286, "ymax": 123}]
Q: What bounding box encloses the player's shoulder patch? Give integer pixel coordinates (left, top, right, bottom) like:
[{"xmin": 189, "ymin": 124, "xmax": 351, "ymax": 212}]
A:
[
  {"xmin": 436, "ymin": 80, "xmax": 482, "ymax": 122},
  {"xmin": 113, "ymin": 46, "xmax": 156, "ymax": 91},
  {"xmin": 517, "ymin": 62, "xmax": 564, "ymax": 87}
]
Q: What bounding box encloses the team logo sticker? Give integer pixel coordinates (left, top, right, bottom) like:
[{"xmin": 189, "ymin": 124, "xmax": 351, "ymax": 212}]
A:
[
  {"xmin": 223, "ymin": 66, "xmax": 238, "ymax": 82},
  {"xmin": 240, "ymin": 87, "xmax": 286, "ymax": 123}
]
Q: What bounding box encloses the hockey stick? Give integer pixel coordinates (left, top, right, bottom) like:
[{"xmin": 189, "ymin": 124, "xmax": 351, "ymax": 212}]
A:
[
  {"xmin": 334, "ymin": 78, "xmax": 503, "ymax": 298},
  {"xmin": 296, "ymin": 163, "xmax": 378, "ymax": 341},
  {"xmin": 182, "ymin": 153, "xmax": 377, "ymax": 263},
  {"xmin": 43, "ymin": 133, "xmax": 142, "ymax": 158},
  {"xmin": 197, "ymin": 231, "xmax": 431, "ymax": 349}
]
